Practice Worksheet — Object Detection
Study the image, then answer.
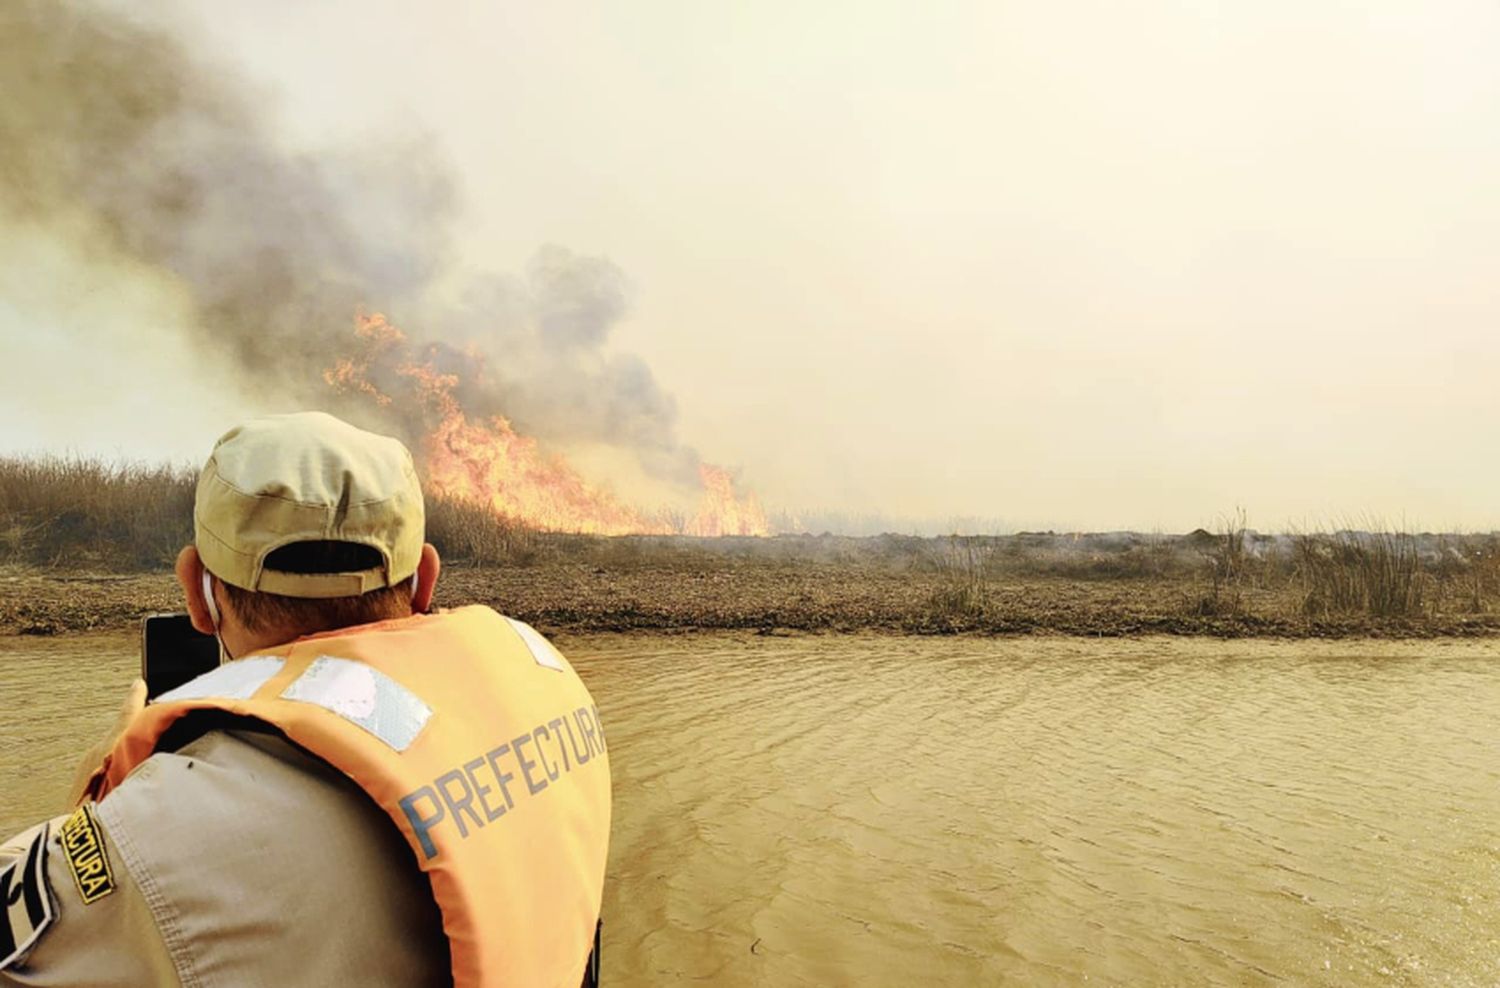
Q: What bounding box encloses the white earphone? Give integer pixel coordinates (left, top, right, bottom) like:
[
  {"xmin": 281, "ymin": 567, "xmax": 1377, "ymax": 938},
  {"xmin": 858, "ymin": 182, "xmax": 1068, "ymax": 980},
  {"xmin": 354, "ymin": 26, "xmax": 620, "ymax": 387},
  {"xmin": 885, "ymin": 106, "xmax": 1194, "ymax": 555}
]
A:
[{"xmin": 202, "ymin": 570, "xmax": 221, "ymax": 629}]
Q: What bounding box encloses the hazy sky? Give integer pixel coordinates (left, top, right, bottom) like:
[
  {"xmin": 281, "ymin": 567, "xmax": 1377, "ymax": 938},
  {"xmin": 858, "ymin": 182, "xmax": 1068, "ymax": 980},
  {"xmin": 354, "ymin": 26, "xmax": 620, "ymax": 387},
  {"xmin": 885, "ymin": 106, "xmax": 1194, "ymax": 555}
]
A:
[{"xmin": 6, "ymin": 1, "xmax": 1499, "ymax": 532}]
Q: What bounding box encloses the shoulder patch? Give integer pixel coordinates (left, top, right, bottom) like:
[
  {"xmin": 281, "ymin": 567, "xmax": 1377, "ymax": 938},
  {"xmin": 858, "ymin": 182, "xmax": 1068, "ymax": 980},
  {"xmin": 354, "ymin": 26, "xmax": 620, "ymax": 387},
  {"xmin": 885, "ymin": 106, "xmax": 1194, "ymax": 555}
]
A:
[
  {"xmin": 58, "ymin": 805, "xmax": 115, "ymax": 905},
  {"xmin": 0, "ymin": 821, "xmax": 55, "ymax": 969}
]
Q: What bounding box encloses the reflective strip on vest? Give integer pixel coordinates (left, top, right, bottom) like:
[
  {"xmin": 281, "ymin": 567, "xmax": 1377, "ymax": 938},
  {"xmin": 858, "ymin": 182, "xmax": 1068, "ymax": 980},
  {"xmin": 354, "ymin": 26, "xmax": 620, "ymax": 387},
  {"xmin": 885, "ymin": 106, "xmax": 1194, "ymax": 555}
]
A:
[
  {"xmin": 154, "ymin": 656, "xmax": 285, "ymax": 703},
  {"xmin": 506, "ymin": 618, "xmax": 565, "ymax": 671},
  {"xmin": 280, "ymin": 657, "xmax": 431, "ymax": 752}
]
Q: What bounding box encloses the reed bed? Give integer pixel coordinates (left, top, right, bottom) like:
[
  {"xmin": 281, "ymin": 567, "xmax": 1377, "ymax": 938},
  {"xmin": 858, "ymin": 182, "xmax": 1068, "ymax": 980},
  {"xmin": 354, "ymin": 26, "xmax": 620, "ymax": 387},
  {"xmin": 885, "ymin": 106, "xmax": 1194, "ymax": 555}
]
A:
[
  {"xmin": 1294, "ymin": 529, "xmax": 1427, "ymax": 619},
  {"xmin": 0, "ymin": 457, "xmax": 195, "ymax": 568},
  {"xmin": 0, "ymin": 456, "xmax": 542, "ymax": 570}
]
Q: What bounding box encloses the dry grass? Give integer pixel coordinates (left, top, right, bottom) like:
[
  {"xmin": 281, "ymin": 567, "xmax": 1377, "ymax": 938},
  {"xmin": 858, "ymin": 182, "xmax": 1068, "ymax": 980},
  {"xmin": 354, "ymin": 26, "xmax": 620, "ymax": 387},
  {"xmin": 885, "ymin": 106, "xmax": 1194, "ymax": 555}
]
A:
[
  {"xmin": 0, "ymin": 456, "xmax": 545, "ymax": 571},
  {"xmin": 1429, "ymin": 534, "xmax": 1500, "ymax": 615},
  {"xmin": 0, "ymin": 456, "xmax": 196, "ymax": 568},
  {"xmin": 423, "ymin": 496, "xmax": 545, "ymax": 567},
  {"xmin": 1189, "ymin": 510, "xmax": 1250, "ymax": 618},
  {"xmin": 926, "ymin": 537, "xmax": 993, "ymax": 622},
  {"xmin": 1293, "ymin": 527, "xmax": 1427, "ymax": 620}
]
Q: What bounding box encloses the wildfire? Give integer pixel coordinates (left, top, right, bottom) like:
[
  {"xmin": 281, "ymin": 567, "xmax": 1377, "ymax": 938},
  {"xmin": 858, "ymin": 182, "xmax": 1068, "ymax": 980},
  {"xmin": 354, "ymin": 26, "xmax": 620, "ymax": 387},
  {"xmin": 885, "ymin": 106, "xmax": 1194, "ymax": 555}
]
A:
[
  {"xmin": 689, "ymin": 464, "xmax": 769, "ymax": 536},
  {"xmin": 425, "ymin": 411, "xmax": 670, "ymax": 536},
  {"xmin": 325, "ymin": 313, "xmax": 770, "ymax": 536}
]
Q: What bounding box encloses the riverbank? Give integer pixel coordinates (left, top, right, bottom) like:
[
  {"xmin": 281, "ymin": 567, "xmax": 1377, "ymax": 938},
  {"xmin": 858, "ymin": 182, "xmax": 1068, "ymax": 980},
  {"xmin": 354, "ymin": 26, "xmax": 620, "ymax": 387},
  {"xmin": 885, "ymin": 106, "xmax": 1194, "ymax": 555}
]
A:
[
  {"xmin": 8, "ymin": 456, "xmax": 1500, "ymax": 638},
  {"xmin": 6, "ymin": 557, "xmax": 1500, "ymax": 639}
]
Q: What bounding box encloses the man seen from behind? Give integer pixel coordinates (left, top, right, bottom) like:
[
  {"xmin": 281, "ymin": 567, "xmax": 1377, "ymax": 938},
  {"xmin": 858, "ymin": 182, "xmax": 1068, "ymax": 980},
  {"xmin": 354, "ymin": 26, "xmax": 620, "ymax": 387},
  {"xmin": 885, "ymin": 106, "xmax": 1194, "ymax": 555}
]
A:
[{"xmin": 0, "ymin": 411, "xmax": 612, "ymax": 987}]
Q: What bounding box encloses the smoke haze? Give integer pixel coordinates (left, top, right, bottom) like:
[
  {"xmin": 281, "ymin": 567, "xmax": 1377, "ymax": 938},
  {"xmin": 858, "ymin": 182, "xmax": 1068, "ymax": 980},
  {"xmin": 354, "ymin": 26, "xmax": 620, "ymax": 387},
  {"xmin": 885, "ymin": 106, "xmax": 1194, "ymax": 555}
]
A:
[
  {"xmin": 0, "ymin": 0, "xmax": 699, "ymax": 491},
  {"xmin": 6, "ymin": 2, "xmax": 1500, "ymax": 531}
]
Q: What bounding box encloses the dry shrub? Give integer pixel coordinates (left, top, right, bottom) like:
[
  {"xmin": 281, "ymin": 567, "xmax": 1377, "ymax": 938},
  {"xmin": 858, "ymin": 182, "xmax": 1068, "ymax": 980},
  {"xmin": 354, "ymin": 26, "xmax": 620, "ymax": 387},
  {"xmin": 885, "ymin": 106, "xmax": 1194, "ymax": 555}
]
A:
[
  {"xmin": 1189, "ymin": 510, "xmax": 1249, "ymax": 617},
  {"xmin": 1462, "ymin": 537, "xmax": 1500, "ymax": 613},
  {"xmin": 1099, "ymin": 537, "xmax": 1179, "ymax": 580},
  {"xmin": 982, "ymin": 533, "xmax": 1199, "ymax": 582},
  {"xmin": 926, "ymin": 537, "xmax": 992, "ymax": 621},
  {"xmin": 1430, "ymin": 535, "xmax": 1500, "ymax": 615},
  {"xmin": 1294, "ymin": 527, "xmax": 1427, "ymax": 619}
]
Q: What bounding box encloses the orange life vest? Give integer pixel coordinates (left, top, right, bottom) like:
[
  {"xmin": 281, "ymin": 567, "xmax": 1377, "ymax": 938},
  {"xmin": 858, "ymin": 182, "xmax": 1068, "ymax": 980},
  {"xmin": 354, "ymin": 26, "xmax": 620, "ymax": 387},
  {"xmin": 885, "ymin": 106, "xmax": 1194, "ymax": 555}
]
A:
[{"xmin": 85, "ymin": 605, "xmax": 612, "ymax": 988}]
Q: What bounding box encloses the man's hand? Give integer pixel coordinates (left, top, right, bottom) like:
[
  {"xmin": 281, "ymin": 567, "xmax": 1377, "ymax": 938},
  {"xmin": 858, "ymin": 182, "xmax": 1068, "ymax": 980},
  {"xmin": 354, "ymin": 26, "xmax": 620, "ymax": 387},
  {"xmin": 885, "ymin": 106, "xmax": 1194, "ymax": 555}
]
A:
[{"xmin": 66, "ymin": 679, "xmax": 147, "ymax": 807}]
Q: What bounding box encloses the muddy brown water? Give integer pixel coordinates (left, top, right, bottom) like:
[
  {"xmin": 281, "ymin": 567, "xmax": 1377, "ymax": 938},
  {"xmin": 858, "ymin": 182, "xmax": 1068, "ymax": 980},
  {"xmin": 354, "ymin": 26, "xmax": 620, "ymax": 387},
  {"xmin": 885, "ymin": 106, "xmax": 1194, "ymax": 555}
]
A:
[{"xmin": 2, "ymin": 631, "xmax": 1499, "ymax": 986}]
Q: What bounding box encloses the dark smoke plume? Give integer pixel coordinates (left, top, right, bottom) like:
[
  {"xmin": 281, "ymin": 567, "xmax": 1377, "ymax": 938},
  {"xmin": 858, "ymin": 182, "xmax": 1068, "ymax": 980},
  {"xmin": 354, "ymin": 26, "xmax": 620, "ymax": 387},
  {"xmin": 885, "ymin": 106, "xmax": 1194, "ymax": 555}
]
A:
[{"xmin": 0, "ymin": 0, "xmax": 700, "ymax": 483}]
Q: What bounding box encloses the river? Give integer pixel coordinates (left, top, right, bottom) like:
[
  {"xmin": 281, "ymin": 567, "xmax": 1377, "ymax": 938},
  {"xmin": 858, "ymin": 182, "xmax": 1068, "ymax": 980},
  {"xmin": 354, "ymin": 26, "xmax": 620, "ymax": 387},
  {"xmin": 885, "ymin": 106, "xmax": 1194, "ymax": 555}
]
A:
[{"xmin": 2, "ymin": 631, "xmax": 1498, "ymax": 985}]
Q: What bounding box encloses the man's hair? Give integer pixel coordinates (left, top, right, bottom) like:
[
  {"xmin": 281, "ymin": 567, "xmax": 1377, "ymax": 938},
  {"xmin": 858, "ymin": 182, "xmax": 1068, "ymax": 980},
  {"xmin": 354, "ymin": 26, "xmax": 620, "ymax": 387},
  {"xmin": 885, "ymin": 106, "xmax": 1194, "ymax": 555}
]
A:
[{"xmin": 218, "ymin": 541, "xmax": 414, "ymax": 636}]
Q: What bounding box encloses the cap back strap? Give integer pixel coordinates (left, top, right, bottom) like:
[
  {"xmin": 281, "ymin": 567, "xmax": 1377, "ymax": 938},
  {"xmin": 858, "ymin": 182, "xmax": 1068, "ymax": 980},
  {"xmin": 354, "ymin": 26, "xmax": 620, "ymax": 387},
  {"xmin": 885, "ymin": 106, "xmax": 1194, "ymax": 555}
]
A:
[{"xmin": 256, "ymin": 566, "xmax": 391, "ymax": 598}]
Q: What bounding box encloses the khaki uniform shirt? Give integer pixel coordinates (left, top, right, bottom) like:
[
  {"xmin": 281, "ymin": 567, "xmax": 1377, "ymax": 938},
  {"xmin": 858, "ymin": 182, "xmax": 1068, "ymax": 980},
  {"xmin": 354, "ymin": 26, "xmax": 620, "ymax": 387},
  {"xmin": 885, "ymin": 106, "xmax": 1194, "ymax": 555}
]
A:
[{"xmin": 0, "ymin": 729, "xmax": 451, "ymax": 986}]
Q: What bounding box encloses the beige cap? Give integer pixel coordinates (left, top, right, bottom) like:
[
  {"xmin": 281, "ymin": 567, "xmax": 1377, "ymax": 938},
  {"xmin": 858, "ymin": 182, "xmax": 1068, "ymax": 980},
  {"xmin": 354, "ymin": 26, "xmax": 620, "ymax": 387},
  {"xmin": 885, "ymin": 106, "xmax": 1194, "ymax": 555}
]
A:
[{"xmin": 195, "ymin": 412, "xmax": 425, "ymax": 598}]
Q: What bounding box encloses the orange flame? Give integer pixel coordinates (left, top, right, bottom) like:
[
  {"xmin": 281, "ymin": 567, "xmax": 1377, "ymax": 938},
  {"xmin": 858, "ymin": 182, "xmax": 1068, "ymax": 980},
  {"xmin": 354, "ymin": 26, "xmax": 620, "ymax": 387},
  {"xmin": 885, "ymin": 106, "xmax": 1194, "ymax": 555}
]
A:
[
  {"xmin": 688, "ymin": 465, "xmax": 769, "ymax": 536},
  {"xmin": 426, "ymin": 411, "xmax": 671, "ymax": 536},
  {"xmin": 325, "ymin": 313, "xmax": 770, "ymax": 536}
]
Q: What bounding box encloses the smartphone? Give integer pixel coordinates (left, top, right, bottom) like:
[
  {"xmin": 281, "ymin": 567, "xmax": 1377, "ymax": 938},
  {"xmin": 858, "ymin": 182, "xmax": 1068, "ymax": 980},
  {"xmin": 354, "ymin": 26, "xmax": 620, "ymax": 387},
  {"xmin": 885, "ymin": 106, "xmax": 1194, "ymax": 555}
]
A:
[{"xmin": 140, "ymin": 613, "xmax": 221, "ymax": 700}]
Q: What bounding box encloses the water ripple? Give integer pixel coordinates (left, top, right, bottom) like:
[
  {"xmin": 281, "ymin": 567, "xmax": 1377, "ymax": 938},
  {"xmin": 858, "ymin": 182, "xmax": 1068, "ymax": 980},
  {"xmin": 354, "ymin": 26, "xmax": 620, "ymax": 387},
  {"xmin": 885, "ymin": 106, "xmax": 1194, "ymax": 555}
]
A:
[{"xmin": 5, "ymin": 632, "xmax": 1500, "ymax": 985}]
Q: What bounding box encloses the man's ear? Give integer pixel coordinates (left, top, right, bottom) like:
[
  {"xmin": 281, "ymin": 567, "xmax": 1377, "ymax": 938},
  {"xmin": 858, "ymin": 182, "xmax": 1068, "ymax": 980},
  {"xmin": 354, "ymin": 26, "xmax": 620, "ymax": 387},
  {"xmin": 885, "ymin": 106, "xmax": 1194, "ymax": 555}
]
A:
[
  {"xmin": 413, "ymin": 543, "xmax": 441, "ymax": 614},
  {"xmin": 174, "ymin": 546, "xmax": 217, "ymax": 635}
]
